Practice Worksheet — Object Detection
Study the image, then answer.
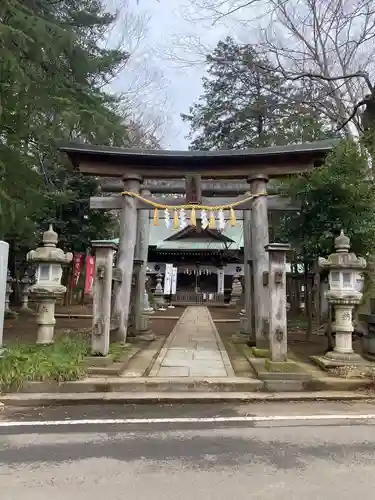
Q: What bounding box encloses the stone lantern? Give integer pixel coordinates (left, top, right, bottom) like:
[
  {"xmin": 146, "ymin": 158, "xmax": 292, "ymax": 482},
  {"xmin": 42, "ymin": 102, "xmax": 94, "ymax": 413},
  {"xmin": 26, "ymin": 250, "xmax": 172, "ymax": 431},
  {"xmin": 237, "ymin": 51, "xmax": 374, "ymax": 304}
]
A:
[
  {"xmin": 312, "ymin": 230, "xmax": 366, "ymax": 368},
  {"xmin": 153, "ymin": 272, "xmax": 165, "ymax": 309},
  {"xmin": 230, "ymin": 273, "xmax": 243, "ymax": 305},
  {"xmin": 27, "ymin": 225, "xmax": 72, "ymax": 344},
  {"xmin": 19, "ymin": 270, "xmax": 34, "ymax": 315}
]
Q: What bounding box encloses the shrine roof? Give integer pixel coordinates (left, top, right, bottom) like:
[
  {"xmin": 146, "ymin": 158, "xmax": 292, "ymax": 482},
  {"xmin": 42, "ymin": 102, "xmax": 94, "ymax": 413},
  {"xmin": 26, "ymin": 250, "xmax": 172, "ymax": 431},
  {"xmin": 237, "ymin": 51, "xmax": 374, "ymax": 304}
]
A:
[
  {"xmin": 108, "ymin": 221, "xmax": 244, "ymax": 250},
  {"xmin": 150, "ymin": 222, "xmax": 243, "ymax": 250},
  {"xmin": 60, "ymin": 139, "xmax": 338, "ymax": 178}
]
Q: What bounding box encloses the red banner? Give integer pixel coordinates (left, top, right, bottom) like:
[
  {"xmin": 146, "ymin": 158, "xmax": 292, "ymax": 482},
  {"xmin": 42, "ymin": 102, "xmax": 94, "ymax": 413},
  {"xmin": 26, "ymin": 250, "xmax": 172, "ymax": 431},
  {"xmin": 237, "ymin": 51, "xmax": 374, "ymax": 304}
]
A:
[
  {"xmin": 71, "ymin": 253, "xmax": 84, "ymax": 289},
  {"xmin": 84, "ymin": 255, "xmax": 95, "ymax": 295}
]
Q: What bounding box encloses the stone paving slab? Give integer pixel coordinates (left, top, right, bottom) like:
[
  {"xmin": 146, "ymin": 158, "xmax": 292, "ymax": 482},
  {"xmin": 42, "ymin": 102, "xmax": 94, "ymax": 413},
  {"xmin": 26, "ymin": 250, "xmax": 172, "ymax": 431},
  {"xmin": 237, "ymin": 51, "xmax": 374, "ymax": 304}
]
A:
[
  {"xmin": 158, "ymin": 367, "xmax": 190, "ymax": 377},
  {"xmin": 149, "ymin": 306, "xmax": 235, "ymax": 377}
]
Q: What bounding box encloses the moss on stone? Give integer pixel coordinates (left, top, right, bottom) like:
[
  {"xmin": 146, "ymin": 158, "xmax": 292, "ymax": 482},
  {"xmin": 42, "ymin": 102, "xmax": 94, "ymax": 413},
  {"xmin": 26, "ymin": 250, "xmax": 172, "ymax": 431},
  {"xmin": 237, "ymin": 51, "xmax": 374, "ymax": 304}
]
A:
[
  {"xmin": 264, "ymin": 359, "xmax": 301, "ymax": 373},
  {"xmin": 252, "ymin": 347, "xmax": 270, "ymax": 358}
]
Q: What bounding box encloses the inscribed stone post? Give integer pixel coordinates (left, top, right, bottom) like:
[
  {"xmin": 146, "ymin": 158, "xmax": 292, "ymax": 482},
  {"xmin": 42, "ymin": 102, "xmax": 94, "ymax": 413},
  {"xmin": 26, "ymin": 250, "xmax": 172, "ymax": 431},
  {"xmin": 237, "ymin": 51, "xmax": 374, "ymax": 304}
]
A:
[
  {"xmin": 91, "ymin": 242, "xmax": 117, "ymax": 356},
  {"xmin": 266, "ymin": 243, "xmax": 291, "ymax": 362},
  {"xmin": 0, "ymin": 241, "xmax": 9, "ymax": 346},
  {"xmin": 249, "ymin": 175, "xmax": 270, "ymax": 348},
  {"xmin": 112, "ymin": 174, "xmax": 142, "ymax": 342}
]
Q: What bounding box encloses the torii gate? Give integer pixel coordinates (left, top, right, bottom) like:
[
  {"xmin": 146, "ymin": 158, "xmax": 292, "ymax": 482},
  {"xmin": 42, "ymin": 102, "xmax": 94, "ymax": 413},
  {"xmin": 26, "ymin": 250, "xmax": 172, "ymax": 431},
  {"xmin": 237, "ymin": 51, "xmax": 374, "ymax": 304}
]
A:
[{"xmin": 61, "ymin": 140, "xmax": 336, "ymax": 357}]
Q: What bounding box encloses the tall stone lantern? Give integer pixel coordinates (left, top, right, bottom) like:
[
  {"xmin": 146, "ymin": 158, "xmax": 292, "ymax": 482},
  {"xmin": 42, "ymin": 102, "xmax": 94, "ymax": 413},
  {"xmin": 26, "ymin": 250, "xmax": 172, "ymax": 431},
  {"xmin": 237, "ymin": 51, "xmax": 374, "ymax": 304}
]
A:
[
  {"xmin": 312, "ymin": 230, "xmax": 366, "ymax": 368},
  {"xmin": 27, "ymin": 225, "xmax": 72, "ymax": 344}
]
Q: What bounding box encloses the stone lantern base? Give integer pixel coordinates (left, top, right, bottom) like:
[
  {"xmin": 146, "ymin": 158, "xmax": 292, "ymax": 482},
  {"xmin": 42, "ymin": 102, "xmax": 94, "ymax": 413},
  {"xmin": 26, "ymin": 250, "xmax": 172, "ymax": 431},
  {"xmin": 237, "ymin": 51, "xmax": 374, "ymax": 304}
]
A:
[
  {"xmin": 311, "ymin": 351, "xmax": 367, "ymax": 371},
  {"xmin": 311, "ymin": 297, "xmax": 368, "ymax": 370},
  {"xmin": 34, "ymin": 296, "xmax": 58, "ymax": 344},
  {"xmin": 30, "ymin": 287, "xmax": 65, "ymax": 345}
]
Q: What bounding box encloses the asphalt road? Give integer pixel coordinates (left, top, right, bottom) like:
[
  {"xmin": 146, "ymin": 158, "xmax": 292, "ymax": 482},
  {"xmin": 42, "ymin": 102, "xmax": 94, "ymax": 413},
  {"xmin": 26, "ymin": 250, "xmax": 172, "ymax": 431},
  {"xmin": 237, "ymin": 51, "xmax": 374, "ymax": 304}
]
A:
[{"xmin": 1, "ymin": 401, "xmax": 375, "ymax": 500}]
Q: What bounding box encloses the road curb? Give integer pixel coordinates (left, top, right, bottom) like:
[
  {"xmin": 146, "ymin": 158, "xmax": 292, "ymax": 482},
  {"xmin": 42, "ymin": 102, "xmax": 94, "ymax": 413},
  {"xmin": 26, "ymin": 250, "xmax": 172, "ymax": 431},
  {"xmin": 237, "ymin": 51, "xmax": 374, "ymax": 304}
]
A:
[{"xmin": 1, "ymin": 391, "xmax": 375, "ymax": 407}]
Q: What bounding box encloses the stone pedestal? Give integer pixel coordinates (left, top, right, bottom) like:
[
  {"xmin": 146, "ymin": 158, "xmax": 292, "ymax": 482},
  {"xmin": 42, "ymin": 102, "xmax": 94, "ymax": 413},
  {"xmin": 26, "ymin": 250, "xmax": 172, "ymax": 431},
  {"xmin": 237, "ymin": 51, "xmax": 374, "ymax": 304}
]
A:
[
  {"xmin": 91, "ymin": 242, "xmax": 117, "ymax": 356},
  {"xmin": 266, "ymin": 243, "xmax": 291, "ymax": 362},
  {"xmin": 314, "ymin": 299, "xmax": 365, "ymax": 368},
  {"xmin": 35, "ymin": 295, "xmax": 59, "ymax": 344},
  {"xmin": 249, "ymin": 174, "xmax": 269, "ymax": 349}
]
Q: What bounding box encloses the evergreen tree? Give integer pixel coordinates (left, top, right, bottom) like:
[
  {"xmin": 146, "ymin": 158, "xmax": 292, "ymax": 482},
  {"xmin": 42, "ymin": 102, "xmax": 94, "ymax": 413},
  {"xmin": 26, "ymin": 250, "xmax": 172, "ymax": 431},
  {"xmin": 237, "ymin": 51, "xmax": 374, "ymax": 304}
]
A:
[
  {"xmin": 278, "ymin": 140, "xmax": 375, "ymax": 261},
  {"xmin": 0, "ymin": 0, "xmax": 155, "ymax": 252},
  {"xmin": 182, "ymin": 37, "xmax": 333, "ymax": 150}
]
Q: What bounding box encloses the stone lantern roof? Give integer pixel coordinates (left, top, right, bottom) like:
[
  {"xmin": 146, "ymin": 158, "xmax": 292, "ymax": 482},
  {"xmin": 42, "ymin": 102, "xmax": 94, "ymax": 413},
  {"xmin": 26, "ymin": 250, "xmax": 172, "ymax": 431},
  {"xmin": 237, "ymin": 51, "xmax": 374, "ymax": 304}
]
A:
[
  {"xmin": 334, "ymin": 230, "xmax": 351, "ymax": 253},
  {"xmin": 27, "ymin": 224, "xmax": 73, "ymax": 265},
  {"xmin": 319, "ymin": 230, "xmax": 366, "ymax": 270}
]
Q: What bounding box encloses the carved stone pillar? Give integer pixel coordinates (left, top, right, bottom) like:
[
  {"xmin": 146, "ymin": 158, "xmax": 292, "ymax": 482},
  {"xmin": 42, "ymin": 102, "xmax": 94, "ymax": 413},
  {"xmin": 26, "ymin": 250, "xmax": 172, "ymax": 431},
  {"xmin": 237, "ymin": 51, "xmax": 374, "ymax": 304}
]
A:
[
  {"xmin": 91, "ymin": 242, "xmax": 117, "ymax": 355},
  {"xmin": 266, "ymin": 243, "xmax": 291, "ymax": 362},
  {"xmin": 249, "ymin": 174, "xmax": 269, "ymax": 348},
  {"xmin": 112, "ymin": 174, "xmax": 142, "ymax": 342}
]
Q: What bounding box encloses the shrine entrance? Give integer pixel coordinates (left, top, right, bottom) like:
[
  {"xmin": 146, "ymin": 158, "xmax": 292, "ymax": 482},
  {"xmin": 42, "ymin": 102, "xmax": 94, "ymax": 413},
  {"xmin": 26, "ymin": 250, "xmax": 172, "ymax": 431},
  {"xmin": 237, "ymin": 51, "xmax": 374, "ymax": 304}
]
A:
[{"xmin": 61, "ymin": 140, "xmax": 336, "ymax": 364}]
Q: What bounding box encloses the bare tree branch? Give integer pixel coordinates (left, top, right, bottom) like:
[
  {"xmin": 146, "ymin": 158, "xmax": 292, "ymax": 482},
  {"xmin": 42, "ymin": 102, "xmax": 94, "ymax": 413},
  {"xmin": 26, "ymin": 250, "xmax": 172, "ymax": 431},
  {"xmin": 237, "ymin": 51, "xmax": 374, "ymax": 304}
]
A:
[
  {"xmin": 181, "ymin": 0, "xmax": 375, "ymax": 135},
  {"xmin": 336, "ymin": 99, "xmax": 367, "ymax": 132},
  {"xmin": 286, "ymin": 71, "xmax": 373, "ymax": 92}
]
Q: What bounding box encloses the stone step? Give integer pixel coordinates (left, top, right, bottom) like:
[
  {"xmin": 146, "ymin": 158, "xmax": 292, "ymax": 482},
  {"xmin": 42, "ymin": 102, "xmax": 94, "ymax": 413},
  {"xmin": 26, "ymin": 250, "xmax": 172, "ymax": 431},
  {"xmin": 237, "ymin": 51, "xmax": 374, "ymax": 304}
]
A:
[
  {"xmin": 2, "ymin": 390, "xmax": 374, "ymax": 407},
  {"xmin": 16, "ymin": 377, "xmax": 264, "ymax": 394}
]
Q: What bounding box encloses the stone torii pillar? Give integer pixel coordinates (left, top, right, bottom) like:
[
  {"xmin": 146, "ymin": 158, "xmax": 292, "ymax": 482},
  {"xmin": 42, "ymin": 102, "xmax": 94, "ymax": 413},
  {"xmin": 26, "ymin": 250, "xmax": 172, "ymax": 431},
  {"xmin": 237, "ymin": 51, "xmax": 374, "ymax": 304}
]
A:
[
  {"xmin": 133, "ymin": 188, "xmax": 153, "ymax": 337},
  {"xmin": 112, "ymin": 174, "xmax": 142, "ymax": 342},
  {"xmin": 240, "ymin": 194, "xmax": 253, "ymax": 341},
  {"xmin": 249, "ymin": 174, "xmax": 270, "ymax": 349}
]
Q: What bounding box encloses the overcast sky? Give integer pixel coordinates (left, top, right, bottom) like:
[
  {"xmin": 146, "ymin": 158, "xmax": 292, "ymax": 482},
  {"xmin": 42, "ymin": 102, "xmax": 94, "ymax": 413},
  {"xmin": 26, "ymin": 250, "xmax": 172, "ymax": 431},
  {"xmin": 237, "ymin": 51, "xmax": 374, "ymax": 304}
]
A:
[{"xmin": 105, "ymin": 0, "xmax": 238, "ymax": 149}]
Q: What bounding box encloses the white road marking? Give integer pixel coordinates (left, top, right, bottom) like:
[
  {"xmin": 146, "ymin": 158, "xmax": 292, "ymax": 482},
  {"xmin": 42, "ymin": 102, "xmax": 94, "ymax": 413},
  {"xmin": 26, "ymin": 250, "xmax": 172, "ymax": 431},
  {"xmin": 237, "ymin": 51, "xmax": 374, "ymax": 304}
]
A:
[{"xmin": 1, "ymin": 414, "xmax": 375, "ymax": 427}]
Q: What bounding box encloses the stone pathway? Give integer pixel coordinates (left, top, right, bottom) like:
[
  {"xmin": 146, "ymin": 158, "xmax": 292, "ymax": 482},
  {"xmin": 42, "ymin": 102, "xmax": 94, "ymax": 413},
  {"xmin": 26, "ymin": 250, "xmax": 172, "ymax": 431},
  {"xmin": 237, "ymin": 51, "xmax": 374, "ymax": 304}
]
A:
[{"xmin": 149, "ymin": 306, "xmax": 235, "ymax": 377}]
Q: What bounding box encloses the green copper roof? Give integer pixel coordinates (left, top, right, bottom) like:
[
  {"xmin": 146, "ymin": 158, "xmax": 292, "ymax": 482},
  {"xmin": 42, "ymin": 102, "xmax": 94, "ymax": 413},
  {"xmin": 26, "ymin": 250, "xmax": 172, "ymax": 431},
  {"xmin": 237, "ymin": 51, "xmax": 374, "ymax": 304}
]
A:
[
  {"xmin": 151, "ymin": 221, "xmax": 243, "ymax": 249},
  {"xmin": 104, "ymin": 220, "xmax": 244, "ymax": 250}
]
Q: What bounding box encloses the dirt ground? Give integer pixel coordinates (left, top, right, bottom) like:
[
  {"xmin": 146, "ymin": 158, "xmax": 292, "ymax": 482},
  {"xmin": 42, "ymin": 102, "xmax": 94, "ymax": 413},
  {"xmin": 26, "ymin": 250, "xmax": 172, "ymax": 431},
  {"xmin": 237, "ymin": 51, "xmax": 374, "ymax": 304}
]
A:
[
  {"xmin": 2, "ymin": 305, "xmax": 179, "ymax": 346},
  {"xmin": 3, "ymin": 304, "xmax": 361, "ymax": 370}
]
